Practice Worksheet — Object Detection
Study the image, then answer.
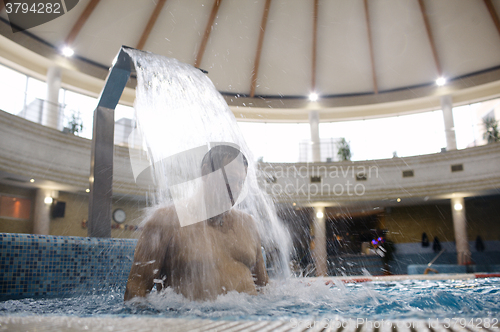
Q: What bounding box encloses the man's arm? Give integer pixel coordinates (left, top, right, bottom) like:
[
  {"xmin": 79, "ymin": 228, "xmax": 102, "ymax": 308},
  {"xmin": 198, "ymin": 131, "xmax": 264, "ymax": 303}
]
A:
[
  {"xmin": 244, "ymin": 214, "xmax": 269, "ymax": 287},
  {"xmin": 252, "ymin": 244, "xmax": 269, "ymax": 287},
  {"xmin": 124, "ymin": 218, "xmax": 168, "ymax": 301}
]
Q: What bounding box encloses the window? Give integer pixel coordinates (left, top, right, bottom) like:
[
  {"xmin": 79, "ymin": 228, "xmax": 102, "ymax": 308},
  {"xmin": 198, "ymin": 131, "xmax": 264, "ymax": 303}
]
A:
[
  {"xmin": 0, "ymin": 64, "xmax": 27, "ymax": 115},
  {"xmin": 0, "ymin": 195, "xmax": 31, "ymax": 220}
]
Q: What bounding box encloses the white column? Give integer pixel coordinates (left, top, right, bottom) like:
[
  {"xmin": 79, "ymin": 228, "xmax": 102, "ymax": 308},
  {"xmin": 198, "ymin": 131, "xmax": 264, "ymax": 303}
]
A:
[
  {"xmin": 441, "ymin": 95, "xmax": 457, "ymax": 151},
  {"xmin": 33, "ymin": 188, "xmax": 51, "ymax": 235},
  {"xmin": 42, "ymin": 66, "xmax": 62, "ymax": 130},
  {"xmin": 451, "ymin": 196, "xmax": 471, "ymax": 265},
  {"xmin": 312, "ymin": 206, "xmax": 327, "ymax": 276},
  {"xmin": 309, "ymin": 110, "xmax": 321, "ymax": 162}
]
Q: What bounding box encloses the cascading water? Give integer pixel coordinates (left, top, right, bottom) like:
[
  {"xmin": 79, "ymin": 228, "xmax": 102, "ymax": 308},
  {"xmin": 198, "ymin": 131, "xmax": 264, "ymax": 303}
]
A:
[{"xmin": 123, "ymin": 49, "xmax": 292, "ymax": 286}]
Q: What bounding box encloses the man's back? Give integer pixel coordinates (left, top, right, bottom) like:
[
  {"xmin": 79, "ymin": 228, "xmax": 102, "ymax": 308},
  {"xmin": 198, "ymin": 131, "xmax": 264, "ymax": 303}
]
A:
[{"xmin": 124, "ymin": 205, "xmax": 268, "ymax": 301}]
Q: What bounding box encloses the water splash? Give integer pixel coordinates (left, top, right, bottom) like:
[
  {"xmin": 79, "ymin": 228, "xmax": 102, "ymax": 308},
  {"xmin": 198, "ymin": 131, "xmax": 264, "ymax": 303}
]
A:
[
  {"xmin": 2, "ymin": 278, "xmax": 499, "ymax": 320},
  {"xmin": 123, "ymin": 49, "xmax": 291, "ymax": 280}
]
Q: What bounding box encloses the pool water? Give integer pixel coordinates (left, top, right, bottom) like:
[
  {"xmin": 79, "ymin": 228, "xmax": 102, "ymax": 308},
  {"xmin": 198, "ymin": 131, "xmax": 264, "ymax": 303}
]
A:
[{"xmin": 0, "ymin": 278, "xmax": 499, "ymax": 321}]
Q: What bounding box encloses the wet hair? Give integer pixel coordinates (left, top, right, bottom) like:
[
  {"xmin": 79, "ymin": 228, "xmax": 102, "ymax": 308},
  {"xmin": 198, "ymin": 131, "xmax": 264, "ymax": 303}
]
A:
[{"xmin": 201, "ymin": 145, "xmax": 248, "ymax": 177}]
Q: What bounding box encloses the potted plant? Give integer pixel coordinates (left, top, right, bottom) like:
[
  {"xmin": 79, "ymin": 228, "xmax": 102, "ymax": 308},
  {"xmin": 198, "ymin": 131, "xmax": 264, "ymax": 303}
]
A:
[
  {"xmin": 64, "ymin": 111, "xmax": 84, "ymax": 135},
  {"xmin": 483, "ymin": 116, "xmax": 499, "ymax": 143},
  {"xmin": 337, "ymin": 137, "xmax": 352, "ymax": 161}
]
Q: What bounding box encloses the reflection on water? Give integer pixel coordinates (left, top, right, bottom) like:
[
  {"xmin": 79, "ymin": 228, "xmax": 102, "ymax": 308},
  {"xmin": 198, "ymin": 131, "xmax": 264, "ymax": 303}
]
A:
[{"xmin": 1, "ymin": 278, "xmax": 499, "ymax": 321}]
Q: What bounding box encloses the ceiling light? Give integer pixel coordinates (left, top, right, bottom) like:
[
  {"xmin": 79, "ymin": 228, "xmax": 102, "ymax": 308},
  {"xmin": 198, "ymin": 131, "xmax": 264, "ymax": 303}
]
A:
[
  {"xmin": 86, "ymin": 189, "xmax": 90, "ymax": 193},
  {"xmin": 30, "ymin": 179, "xmax": 35, "ymax": 183},
  {"xmin": 397, "ymin": 198, "xmax": 401, "ymax": 203},
  {"xmin": 316, "ymin": 211, "xmax": 324, "ymax": 218},
  {"xmin": 44, "ymin": 197, "xmax": 53, "ymax": 204},
  {"xmin": 454, "ymin": 203, "xmax": 463, "ymax": 211},
  {"xmin": 436, "ymin": 77, "xmax": 446, "ymax": 86},
  {"xmin": 309, "ymin": 92, "xmax": 318, "ymax": 102},
  {"xmin": 62, "ymin": 46, "xmax": 74, "ymax": 57}
]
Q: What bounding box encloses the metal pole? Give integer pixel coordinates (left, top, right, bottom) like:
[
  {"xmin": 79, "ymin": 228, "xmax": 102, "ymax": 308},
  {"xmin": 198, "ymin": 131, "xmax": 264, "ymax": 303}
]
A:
[{"xmin": 88, "ymin": 46, "xmax": 135, "ymax": 237}]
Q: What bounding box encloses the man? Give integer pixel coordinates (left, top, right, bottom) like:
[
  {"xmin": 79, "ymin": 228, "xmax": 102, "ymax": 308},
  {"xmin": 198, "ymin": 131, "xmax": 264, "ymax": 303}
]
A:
[{"xmin": 124, "ymin": 145, "xmax": 268, "ymax": 301}]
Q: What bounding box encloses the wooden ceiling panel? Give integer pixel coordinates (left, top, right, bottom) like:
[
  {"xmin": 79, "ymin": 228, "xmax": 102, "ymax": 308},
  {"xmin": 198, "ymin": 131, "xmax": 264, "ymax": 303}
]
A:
[
  {"xmin": 136, "ymin": 0, "xmax": 168, "ymax": 50},
  {"xmin": 70, "ymin": 0, "xmax": 154, "ymax": 66},
  {"xmin": 424, "ymin": 0, "xmax": 500, "ymax": 79},
  {"xmin": 194, "ymin": 0, "xmax": 222, "ymax": 68},
  {"xmin": 255, "ymin": 0, "xmax": 314, "ymax": 97},
  {"xmin": 144, "ymin": 0, "xmax": 214, "ymax": 66},
  {"xmin": 11, "ymin": 0, "xmax": 91, "ymax": 49},
  {"xmin": 369, "ymin": 0, "xmax": 436, "ymax": 91},
  {"xmin": 316, "ymin": 0, "xmax": 373, "ymax": 96},
  {"xmin": 199, "ymin": 0, "xmax": 266, "ymax": 95},
  {"xmin": 65, "ymin": 0, "xmax": 101, "ymax": 46}
]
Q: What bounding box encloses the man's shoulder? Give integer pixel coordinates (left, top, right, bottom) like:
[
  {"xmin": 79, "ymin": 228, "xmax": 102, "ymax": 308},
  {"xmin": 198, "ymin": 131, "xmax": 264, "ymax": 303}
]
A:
[
  {"xmin": 229, "ymin": 208, "xmax": 258, "ymax": 228},
  {"xmin": 143, "ymin": 204, "xmax": 180, "ymax": 229},
  {"xmin": 229, "ymin": 208, "xmax": 253, "ymax": 220}
]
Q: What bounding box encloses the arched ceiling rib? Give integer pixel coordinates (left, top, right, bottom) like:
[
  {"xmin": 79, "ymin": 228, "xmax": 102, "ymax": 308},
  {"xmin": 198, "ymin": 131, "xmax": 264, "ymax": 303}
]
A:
[
  {"xmin": 311, "ymin": 0, "xmax": 318, "ymax": 93},
  {"xmin": 64, "ymin": 0, "xmax": 101, "ymax": 47},
  {"xmin": 250, "ymin": 0, "xmax": 272, "ymax": 98},
  {"xmin": 194, "ymin": 0, "xmax": 222, "ymax": 68},
  {"xmin": 417, "ymin": 0, "xmax": 442, "ymax": 77},
  {"xmin": 363, "ymin": 0, "xmax": 378, "ymax": 94},
  {"xmin": 484, "ymin": 0, "xmax": 500, "ymax": 37},
  {"xmin": 136, "ymin": 0, "xmax": 168, "ymax": 51}
]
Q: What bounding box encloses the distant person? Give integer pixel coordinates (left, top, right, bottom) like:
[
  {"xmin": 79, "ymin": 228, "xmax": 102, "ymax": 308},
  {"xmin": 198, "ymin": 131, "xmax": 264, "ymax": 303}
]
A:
[
  {"xmin": 421, "ymin": 232, "xmax": 429, "ymax": 247},
  {"xmin": 432, "ymin": 237, "xmax": 441, "ymax": 253},
  {"xmin": 124, "ymin": 146, "xmax": 268, "ymax": 301},
  {"xmin": 475, "ymin": 235, "xmax": 485, "ymax": 252}
]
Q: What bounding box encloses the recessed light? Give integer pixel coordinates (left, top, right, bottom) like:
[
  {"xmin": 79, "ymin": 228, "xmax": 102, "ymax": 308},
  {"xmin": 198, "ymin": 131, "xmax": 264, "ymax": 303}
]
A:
[
  {"xmin": 316, "ymin": 211, "xmax": 324, "ymax": 218},
  {"xmin": 309, "ymin": 92, "xmax": 318, "ymax": 101},
  {"xmin": 30, "ymin": 179, "xmax": 35, "ymax": 183},
  {"xmin": 62, "ymin": 46, "xmax": 74, "ymax": 57},
  {"xmin": 436, "ymin": 77, "xmax": 446, "ymax": 86}
]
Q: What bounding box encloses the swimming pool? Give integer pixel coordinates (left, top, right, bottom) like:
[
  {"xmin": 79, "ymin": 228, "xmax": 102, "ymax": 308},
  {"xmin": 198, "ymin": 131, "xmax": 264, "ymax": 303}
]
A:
[
  {"xmin": 1, "ymin": 277, "xmax": 498, "ymax": 322},
  {"xmin": 1, "ymin": 234, "xmax": 499, "ymax": 331}
]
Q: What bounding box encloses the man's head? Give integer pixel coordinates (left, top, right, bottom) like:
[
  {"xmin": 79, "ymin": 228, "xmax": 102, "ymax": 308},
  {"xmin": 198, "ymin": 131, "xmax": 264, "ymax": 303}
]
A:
[{"xmin": 201, "ymin": 145, "xmax": 248, "ymax": 207}]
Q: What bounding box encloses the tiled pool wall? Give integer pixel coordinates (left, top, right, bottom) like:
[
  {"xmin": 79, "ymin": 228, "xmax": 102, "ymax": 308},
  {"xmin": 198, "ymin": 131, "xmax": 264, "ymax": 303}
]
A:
[
  {"xmin": 0, "ymin": 233, "xmax": 137, "ymax": 300},
  {"xmin": 1, "ymin": 233, "xmax": 500, "ymax": 301}
]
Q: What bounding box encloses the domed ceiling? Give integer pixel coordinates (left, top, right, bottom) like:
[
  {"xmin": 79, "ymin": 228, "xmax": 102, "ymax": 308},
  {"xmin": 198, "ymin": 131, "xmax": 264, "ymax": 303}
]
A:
[{"xmin": 1, "ymin": 0, "xmax": 500, "ymax": 121}]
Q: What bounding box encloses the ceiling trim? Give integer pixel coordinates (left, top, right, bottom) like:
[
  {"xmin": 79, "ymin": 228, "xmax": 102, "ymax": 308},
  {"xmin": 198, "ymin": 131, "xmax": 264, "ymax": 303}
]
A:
[
  {"xmin": 227, "ymin": 70, "xmax": 500, "ymax": 122},
  {"xmin": 418, "ymin": 0, "xmax": 442, "ymax": 77},
  {"xmin": 136, "ymin": 0, "xmax": 168, "ymax": 50},
  {"xmin": 250, "ymin": 0, "xmax": 272, "ymax": 98},
  {"xmin": 363, "ymin": 0, "xmax": 378, "ymax": 94},
  {"xmin": 194, "ymin": 0, "xmax": 222, "ymax": 68},
  {"xmin": 484, "ymin": 0, "xmax": 500, "ymax": 38},
  {"xmin": 65, "ymin": 0, "xmax": 101, "ymax": 46}
]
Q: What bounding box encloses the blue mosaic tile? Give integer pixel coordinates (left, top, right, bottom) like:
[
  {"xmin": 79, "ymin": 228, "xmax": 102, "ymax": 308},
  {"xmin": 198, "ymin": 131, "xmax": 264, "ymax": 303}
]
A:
[{"xmin": 0, "ymin": 233, "xmax": 137, "ymax": 300}]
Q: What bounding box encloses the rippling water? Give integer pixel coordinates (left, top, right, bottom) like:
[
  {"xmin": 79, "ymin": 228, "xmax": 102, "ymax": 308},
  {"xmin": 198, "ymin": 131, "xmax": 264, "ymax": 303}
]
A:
[{"xmin": 1, "ymin": 278, "xmax": 499, "ymax": 321}]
